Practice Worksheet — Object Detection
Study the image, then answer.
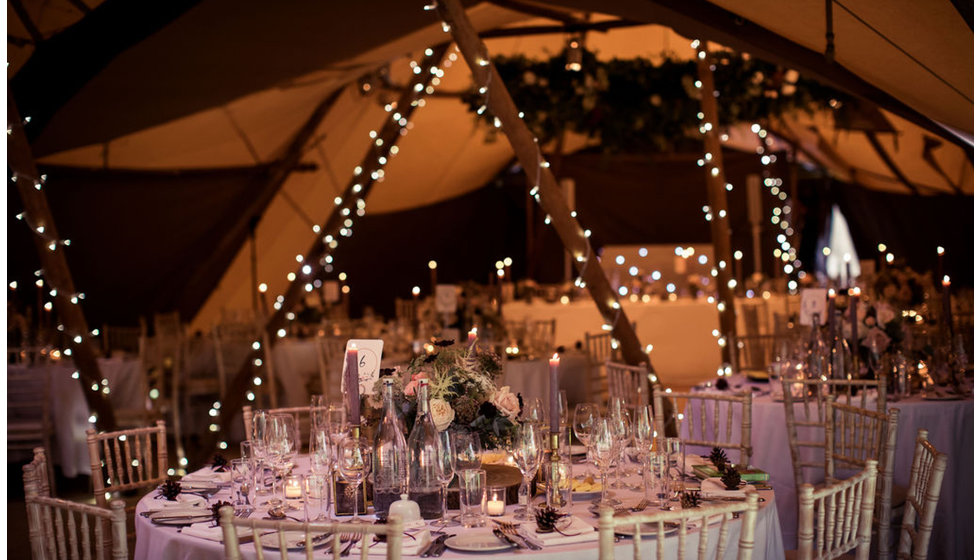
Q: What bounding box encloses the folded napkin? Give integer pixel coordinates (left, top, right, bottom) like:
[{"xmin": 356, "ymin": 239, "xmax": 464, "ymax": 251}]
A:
[
  {"xmin": 521, "ymin": 516, "xmax": 598, "ymax": 548},
  {"xmin": 182, "ymin": 467, "xmax": 231, "ymax": 485},
  {"xmin": 683, "ymin": 454, "xmax": 709, "ymax": 477},
  {"xmin": 700, "ymin": 478, "xmax": 747, "ymax": 499},
  {"xmin": 144, "ymin": 494, "xmax": 206, "ymax": 512},
  {"xmin": 148, "ymin": 507, "xmax": 214, "ymax": 524},
  {"xmin": 352, "ymin": 529, "xmax": 431, "ymax": 556}
]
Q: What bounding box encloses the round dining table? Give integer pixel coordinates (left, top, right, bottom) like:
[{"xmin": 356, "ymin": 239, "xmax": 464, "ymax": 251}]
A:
[{"xmin": 135, "ymin": 456, "xmax": 783, "ymax": 560}]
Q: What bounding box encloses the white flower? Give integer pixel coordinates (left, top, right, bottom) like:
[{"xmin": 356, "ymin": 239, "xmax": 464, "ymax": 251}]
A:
[
  {"xmin": 429, "ymin": 398, "xmax": 455, "ymax": 431},
  {"xmin": 491, "ymin": 386, "xmax": 521, "ymax": 420}
]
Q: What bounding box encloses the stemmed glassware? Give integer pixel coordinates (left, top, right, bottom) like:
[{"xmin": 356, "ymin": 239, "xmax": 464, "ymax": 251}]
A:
[
  {"xmin": 433, "ymin": 430, "xmax": 458, "ymax": 528},
  {"xmin": 608, "ymin": 400, "xmax": 633, "ymax": 489},
  {"xmin": 337, "ymin": 437, "xmax": 372, "ymax": 524},
  {"xmin": 264, "ymin": 414, "xmax": 295, "ymax": 506},
  {"xmin": 309, "ymin": 427, "xmax": 334, "ymax": 519},
  {"xmin": 630, "ymin": 405, "xmax": 655, "ymax": 488},
  {"xmin": 511, "ymin": 422, "xmax": 543, "ymax": 520},
  {"xmin": 589, "ymin": 415, "xmax": 618, "ymax": 507},
  {"xmin": 251, "ymin": 411, "xmax": 271, "ymax": 498},
  {"xmin": 452, "ymin": 432, "xmax": 482, "ymax": 471},
  {"xmin": 521, "ymin": 398, "xmax": 544, "ymax": 426}
]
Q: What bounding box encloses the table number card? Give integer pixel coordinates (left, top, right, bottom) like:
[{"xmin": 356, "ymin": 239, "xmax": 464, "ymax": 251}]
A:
[
  {"xmin": 435, "ymin": 284, "xmax": 458, "ymax": 314},
  {"xmin": 341, "ymin": 339, "xmax": 384, "ymax": 395},
  {"xmin": 799, "ymin": 288, "xmax": 828, "ymax": 326}
]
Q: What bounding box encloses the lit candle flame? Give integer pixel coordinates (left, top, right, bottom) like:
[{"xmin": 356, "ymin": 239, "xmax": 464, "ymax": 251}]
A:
[{"xmin": 942, "ymin": 275, "xmax": 950, "ymax": 286}]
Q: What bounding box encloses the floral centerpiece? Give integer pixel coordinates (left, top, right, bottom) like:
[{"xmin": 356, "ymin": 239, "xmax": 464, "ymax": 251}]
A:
[{"xmin": 366, "ymin": 340, "xmax": 520, "ymax": 449}]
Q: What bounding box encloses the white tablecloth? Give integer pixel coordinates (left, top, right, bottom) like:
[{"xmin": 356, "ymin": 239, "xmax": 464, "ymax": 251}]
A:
[
  {"xmin": 503, "ymin": 295, "xmax": 798, "ymax": 387},
  {"xmin": 683, "ymin": 379, "xmax": 973, "ymax": 558},
  {"xmin": 135, "ymin": 457, "xmax": 783, "ymax": 560},
  {"xmin": 9, "ymin": 357, "xmax": 146, "ymax": 478}
]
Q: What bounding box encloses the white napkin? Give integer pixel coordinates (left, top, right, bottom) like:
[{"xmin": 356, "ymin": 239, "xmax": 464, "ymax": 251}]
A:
[
  {"xmin": 352, "ymin": 529, "xmax": 431, "ymax": 556},
  {"xmin": 143, "ymin": 494, "xmax": 206, "ymax": 512},
  {"xmin": 684, "ymin": 454, "xmax": 710, "ymax": 477},
  {"xmin": 182, "ymin": 466, "xmax": 231, "ymax": 485},
  {"xmin": 520, "ymin": 516, "xmax": 598, "ymax": 547},
  {"xmin": 700, "ymin": 477, "xmax": 747, "ymax": 499}
]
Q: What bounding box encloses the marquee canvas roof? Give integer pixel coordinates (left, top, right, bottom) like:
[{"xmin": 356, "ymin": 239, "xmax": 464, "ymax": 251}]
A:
[{"xmin": 7, "ymin": 0, "xmax": 973, "ymax": 330}]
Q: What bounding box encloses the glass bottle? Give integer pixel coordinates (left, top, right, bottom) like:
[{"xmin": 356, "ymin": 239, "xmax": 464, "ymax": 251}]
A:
[
  {"xmin": 829, "ymin": 309, "xmax": 851, "ymax": 380},
  {"xmin": 407, "ymin": 379, "xmax": 442, "ymax": 519},
  {"xmin": 372, "ymin": 378, "xmax": 409, "ymax": 517},
  {"xmin": 805, "ymin": 313, "xmax": 828, "ymax": 379}
]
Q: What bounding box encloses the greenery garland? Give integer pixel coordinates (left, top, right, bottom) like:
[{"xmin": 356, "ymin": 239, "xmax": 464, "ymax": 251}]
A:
[{"xmin": 462, "ymin": 48, "xmax": 849, "ymax": 153}]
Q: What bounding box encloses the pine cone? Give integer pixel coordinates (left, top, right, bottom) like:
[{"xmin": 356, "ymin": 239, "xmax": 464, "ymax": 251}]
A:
[
  {"xmin": 210, "ymin": 500, "xmax": 233, "ymax": 523},
  {"xmin": 708, "ymin": 447, "xmax": 729, "ymax": 471},
  {"xmin": 680, "ymin": 490, "xmax": 701, "ymax": 509},
  {"xmin": 211, "ymin": 453, "xmax": 229, "ymax": 472},
  {"xmin": 160, "ymin": 479, "xmax": 182, "ymax": 501},
  {"xmin": 534, "ymin": 505, "xmax": 567, "ymax": 532},
  {"xmin": 721, "ymin": 465, "xmax": 742, "ymax": 490}
]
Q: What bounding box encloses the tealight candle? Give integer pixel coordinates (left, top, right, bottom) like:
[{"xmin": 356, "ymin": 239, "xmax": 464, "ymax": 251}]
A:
[
  {"xmin": 285, "ymin": 475, "xmax": 303, "ymax": 499},
  {"xmin": 487, "ymin": 488, "xmax": 506, "ymax": 516}
]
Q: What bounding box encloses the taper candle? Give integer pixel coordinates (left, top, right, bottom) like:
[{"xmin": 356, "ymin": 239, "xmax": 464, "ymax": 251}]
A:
[
  {"xmin": 942, "ymin": 276, "xmax": 953, "ymax": 339},
  {"xmin": 549, "ymin": 353, "xmax": 560, "ymax": 433},
  {"xmin": 345, "ymin": 342, "xmax": 360, "ymax": 425},
  {"xmin": 849, "ymin": 287, "xmax": 860, "ymax": 354}
]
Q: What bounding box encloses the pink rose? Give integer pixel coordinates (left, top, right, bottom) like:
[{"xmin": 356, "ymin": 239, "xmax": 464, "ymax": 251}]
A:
[
  {"xmin": 404, "ymin": 372, "xmax": 428, "ymax": 397},
  {"xmin": 491, "ymin": 386, "xmax": 521, "ymax": 419}
]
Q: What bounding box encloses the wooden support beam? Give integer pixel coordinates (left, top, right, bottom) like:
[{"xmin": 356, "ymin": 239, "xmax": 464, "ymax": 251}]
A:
[
  {"xmin": 863, "ymin": 131, "xmax": 920, "ymax": 195},
  {"xmin": 488, "ymin": 0, "xmax": 587, "ymax": 25},
  {"xmin": 479, "ymin": 19, "xmax": 643, "ymax": 39},
  {"xmin": 194, "ymin": 46, "xmax": 450, "ymax": 466},
  {"xmin": 9, "ymin": 0, "xmax": 44, "ymax": 45},
  {"xmin": 435, "ymin": 0, "xmax": 648, "ymax": 370},
  {"xmin": 694, "ymin": 43, "xmax": 738, "ymax": 365},
  {"xmin": 8, "ymin": 97, "xmax": 115, "ymax": 431}
]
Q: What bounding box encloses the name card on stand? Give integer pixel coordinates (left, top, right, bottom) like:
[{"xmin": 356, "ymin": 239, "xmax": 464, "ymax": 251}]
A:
[
  {"xmin": 435, "ymin": 284, "xmax": 458, "ymax": 314},
  {"xmin": 799, "ymin": 288, "xmax": 828, "ymax": 326},
  {"xmin": 341, "ymin": 339, "xmax": 384, "ymax": 395}
]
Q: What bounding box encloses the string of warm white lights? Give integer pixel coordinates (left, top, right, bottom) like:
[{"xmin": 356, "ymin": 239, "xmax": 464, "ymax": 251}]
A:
[
  {"xmin": 432, "ymin": 0, "xmax": 644, "ymax": 362},
  {"xmin": 201, "ymin": 45, "xmax": 453, "ymax": 455},
  {"xmin": 752, "ymin": 122, "xmax": 802, "ymax": 290}
]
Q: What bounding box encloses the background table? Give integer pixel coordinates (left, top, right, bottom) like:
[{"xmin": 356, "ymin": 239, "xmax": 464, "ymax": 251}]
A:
[
  {"xmin": 135, "ymin": 458, "xmax": 783, "ymax": 560},
  {"xmin": 501, "ymin": 351, "xmax": 589, "ymax": 406},
  {"xmin": 683, "ymin": 378, "xmax": 973, "ymax": 558},
  {"xmin": 9, "ymin": 357, "xmax": 145, "ymax": 478}
]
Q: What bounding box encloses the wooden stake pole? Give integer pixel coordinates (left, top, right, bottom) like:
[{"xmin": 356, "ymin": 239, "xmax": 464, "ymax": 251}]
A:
[
  {"xmin": 8, "ymin": 97, "xmax": 116, "ymax": 431},
  {"xmin": 694, "ymin": 42, "xmax": 738, "ymax": 365},
  {"xmin": 435, "ymin": 0, "xmax": 647, "ymax": 370},
  {"xmin": 197, "ymin": 45, "xmax": 449, "ymax": 465}
]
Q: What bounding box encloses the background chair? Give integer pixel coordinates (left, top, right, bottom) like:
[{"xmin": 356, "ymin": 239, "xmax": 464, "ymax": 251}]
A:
[
  {"xmin": 597, "ymin": 491, "xmax": 759, "ymax": 560},
  {"xmin": 606, "ymin": 361, "xmax": 652, "ymax": 408},
  {"xmin": 24, "ymin": 449, "xmax": 128, "ymax": 560},
  {"xmin": 654, "ymin": 388, "xmax": 753, "ymax": 466},
  {"xmin": 896, "ymin": 429, "xmax": 948, "ymax": 560},
  {"xmin": 584, "ymin": 331, "xmax": 618, "ymax": 404},
  {"xmin": 798, "ymin": 460, "xmax": 878, "ymax": 560},
  {"xmin": 781, "ymin": 376, "xmax": 887, "ymax": 493},
  {"xmin": 825, "ymin": 397, "xmax": 899, "ymax": 560},
  {"xmin": 314, "ymin": 333, "xmax": 347, "ymax": 403},
  {"xmin": 8, "ymin": 369, "xmax": 55, "ymax": 490},
  {"xmin": 86, "ymin": 420, "xmax": 169, "ymax": 509},
  {"xmin": 218, "ymin": 505, "xmax": 405, "ymax": 559}
]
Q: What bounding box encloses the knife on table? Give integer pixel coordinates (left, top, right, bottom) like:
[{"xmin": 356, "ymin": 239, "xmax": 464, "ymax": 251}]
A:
[
  {"xmin": 492, "ymin": 528, "xmax": 523, "ymax": 550},
  {"xmin": 420, "ymin": 534, "xmax": 449, "ymax": 557}
]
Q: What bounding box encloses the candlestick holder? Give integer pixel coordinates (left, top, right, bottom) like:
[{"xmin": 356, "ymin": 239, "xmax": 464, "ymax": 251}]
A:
[{"xmin": 544, "ymin": 432, "xmax": 571, "ymax": 512}]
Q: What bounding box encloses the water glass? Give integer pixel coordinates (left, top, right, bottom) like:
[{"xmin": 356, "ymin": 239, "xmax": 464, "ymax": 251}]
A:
[
  {"xmin": 452, "ymin": 431, "xmax": 482, "ymax": 471},
  {"xmin": 229, "ymin": 459, "xmax": 250, "ymax": 508},
  {"xmin": 662, "ymin": 437, "xmax": 685, "ymax": 497},
  {"xmin": 304, "ymin": 473, "xmax": 330, "ymax": 521},
  {"xmin": 458, "ymin": 468, "xmax": 487, "ymax": 528},
  {"xmin": 644, "ymin": 452, "xmax": 670, "ymax": 508}
]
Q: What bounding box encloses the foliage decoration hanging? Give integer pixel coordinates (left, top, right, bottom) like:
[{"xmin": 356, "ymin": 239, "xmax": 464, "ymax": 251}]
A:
[{"xmin": 462, "ymin": 48, "xmax": 849, "ymax": 153}]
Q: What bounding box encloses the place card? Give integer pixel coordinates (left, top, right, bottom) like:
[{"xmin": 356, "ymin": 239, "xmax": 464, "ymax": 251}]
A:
[
  {"xmin": 799, "ymin": 288, "xmax": 828, "ymax": 326},
  {"xmin": 341, "ymin": 339, "xmax": 384, "ymax": 395}
]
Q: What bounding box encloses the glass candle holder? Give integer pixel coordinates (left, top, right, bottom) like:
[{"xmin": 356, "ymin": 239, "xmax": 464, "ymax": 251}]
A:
[
  {"xmin": 284, "ymin": 474, "xmax": 304, "ymax": 501},
  {"xmin": 487, "ymin": 487, "xmax": 506, "ymax": 517}
]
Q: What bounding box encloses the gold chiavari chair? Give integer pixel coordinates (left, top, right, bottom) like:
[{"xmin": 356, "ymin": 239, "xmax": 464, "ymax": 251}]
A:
[
  {"xmin": 896, "ymin": 429, "xmax": 948, "ymax": 560},
  {"xmin": 797, "ymin": 460, "xmax": 878, "ymax": 560}
]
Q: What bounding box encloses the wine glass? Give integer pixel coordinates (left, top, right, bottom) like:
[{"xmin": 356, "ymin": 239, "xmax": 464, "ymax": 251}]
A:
[
  {"xmin": 310, "ymin": 394, "xmax": 327, "ymax": 431},
  {"xmin": 265, "ymin": 414, "xmax": 295, "ymax": 505},
  {"xmin": 511, "ymin": 422, "xmax": 543, "ymax": 520},
  {"xmin": 337, "ymin": 437, "xmax": 372, "ymax": 524},
  {"xmin": 452, "ymin": 431, "xmax": 482, "ymax": 471},
  {"xmin": 521, "ymin": 398, "xmax": 544, "ymax": 426},
  {"xmin": 630, "ymin": 405, "xmax": 655, "ymax": 489},
  {"xmin": 609, "ymin": 403, "xmax": 632, "ymax": 489},
  {"xmin": 251, "ymin": 410, "xmax": 271, "ymax": 497},
  {"xmin": 573, "ymin": 403, "xmax": 598, "ymax": 470},
  {"xmin": 590, "ymin": 415, "xmax": 618, "ymax": 507},
  {"xmin": 327, "ymin": 404, "xmax": 348, "ymax": 445},
  {"xmin": 433, "ymin": 430, "xmax": 458, "ymax": 528}
]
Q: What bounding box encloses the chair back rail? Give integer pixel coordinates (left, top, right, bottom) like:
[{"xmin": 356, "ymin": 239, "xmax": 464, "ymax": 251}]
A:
[
  {"xmin": 24, "ymin": 448, "xmax": 128, "ymax": 560},
  {"xmin": 896, "ymin": 429, "xmax": 948, "ymax": 560},
  {"xmin": 219, "ymin": 506, "xmax": 405, "ymax": 560},
  {"xmin": 798, "ymin": 460, "xmax": 878, "ymax": 560},
  {"xmin": 654, "ymin": 389, "xmax": 752, "ymax": 465},
  {"xmin": 87, "ymin": 420, "xmax": 169, "ymax": 507},
  {"xmin": 597, "ymin": 491, "xmax": 760, "ymax": 560},
  {"xmin": 606, "ymin": 361, "xmax": 651, "ymax": 408},
  {"xmin": 825, "ymin": 397, "xmax": 898, "ymax": 560}
]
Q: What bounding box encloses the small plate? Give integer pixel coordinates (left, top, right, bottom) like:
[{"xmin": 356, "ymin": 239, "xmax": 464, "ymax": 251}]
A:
[
  {"xmin": 614, "ymin": 522, "xmax": 680, "ymax": 538},
  {"xmin": 443, "ymin": 533, "xmax": 513, "ymax": 552}
]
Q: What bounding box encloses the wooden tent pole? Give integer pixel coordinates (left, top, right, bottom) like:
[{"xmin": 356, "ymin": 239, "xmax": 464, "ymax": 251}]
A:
[
  {"xmin": 434, "ymin": 0, "xmax": 648, "ymax": 370},
  {"xmin": 196, "ymin": 46, "xmax": 450, "ymax": 465},
  {"xmin": 694, "ymin": 42, "xmax": 738, "ymax": 365},
  {"xmin": 8, "ymin": 97, "xmax": 116, "ymax": 432}
]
